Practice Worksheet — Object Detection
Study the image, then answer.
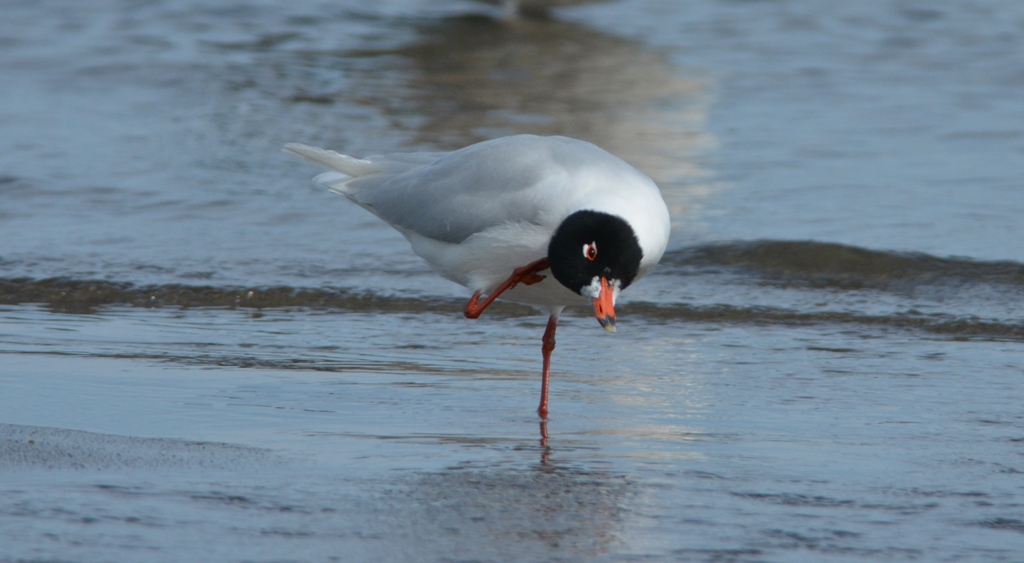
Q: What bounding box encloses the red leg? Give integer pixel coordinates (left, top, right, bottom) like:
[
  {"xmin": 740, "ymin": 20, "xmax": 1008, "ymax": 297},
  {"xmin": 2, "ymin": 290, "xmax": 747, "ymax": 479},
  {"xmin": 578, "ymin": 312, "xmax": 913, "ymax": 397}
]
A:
[
  {"xmin": 537, "ymin": 313, "xmax": 558, "ymax": 419},
  {"xmin": 464, "ymin": 258, "xmax": 549, "ymax": 319}
]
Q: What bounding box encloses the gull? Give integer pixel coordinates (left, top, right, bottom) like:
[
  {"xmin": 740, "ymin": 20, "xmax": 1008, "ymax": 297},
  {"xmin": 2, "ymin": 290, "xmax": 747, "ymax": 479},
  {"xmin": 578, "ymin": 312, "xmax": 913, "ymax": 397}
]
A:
[{"xmin": 284, "ymin": 135, "xmax": 670, "ymax": 419}]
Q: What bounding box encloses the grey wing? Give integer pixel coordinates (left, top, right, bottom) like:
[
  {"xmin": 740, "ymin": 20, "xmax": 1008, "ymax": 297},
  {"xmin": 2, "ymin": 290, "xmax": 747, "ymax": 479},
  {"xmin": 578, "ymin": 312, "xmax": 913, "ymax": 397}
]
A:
[{"xmin": 341, "ymin": 137, "xmax": 561, "ymax": 243}]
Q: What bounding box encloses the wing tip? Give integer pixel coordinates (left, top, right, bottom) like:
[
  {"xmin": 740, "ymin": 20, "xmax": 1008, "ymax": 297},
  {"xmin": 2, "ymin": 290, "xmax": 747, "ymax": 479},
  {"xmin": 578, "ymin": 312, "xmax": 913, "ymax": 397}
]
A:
[
  {"xmin": 282, "ymin": 143, "xmax": 301, "ymax": 156},
  {"xmin": 282, "ymin": 142, "xmax": 380, "ymax": 177}
]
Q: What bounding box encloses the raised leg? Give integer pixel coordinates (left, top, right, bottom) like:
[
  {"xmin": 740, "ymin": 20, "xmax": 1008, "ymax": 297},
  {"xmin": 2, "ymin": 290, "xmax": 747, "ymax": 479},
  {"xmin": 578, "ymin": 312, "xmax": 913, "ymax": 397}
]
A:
[
  {"xmin": 464, "ymin": 258, "xmax": 549, "ymax": 319},
  {"xmin": 537, "ymin": 313, "xmax": 558, "ymax": 419}
]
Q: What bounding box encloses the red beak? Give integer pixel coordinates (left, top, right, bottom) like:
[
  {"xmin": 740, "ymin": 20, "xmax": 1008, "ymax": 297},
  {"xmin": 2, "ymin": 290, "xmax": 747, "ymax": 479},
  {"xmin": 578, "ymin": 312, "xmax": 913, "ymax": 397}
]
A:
[{"xmin": 592, "ymin": 277, "xmax": 617, "ymax": 332}]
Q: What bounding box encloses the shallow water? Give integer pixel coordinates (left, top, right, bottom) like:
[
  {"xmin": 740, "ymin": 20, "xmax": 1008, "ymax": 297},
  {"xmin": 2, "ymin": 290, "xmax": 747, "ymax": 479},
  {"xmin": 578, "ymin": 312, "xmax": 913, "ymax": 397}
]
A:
[{"xmin": 2, "ymin": 0, "xmax": 1024, "ymax": 561}]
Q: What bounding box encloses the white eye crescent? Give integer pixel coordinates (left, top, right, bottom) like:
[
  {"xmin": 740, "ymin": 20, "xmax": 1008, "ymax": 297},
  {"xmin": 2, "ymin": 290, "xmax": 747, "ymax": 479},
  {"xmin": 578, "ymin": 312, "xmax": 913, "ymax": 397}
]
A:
[{"xmin": 582, "ymin": 242, "xmax": 597, "ymax": 261}]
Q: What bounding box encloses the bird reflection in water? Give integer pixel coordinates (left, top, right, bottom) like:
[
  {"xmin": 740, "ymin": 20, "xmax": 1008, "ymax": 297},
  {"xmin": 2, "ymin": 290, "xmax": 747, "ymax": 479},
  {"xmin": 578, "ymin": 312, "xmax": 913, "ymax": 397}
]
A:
[
  {"xmin": 539, "ymin": 420, "xmax": 551, "ymax": 464},
  {"xmin": 333, "ymin": 12, "xmax": 718, "ymax": 229},
  {"xmin": 473, "ymin": 0, "xmax": 616, "ymax": 20}
]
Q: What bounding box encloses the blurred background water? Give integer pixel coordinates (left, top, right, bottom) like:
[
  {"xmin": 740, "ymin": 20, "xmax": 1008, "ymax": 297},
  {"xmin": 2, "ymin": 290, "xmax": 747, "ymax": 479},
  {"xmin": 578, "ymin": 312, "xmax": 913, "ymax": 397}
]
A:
[{"xmin": 2, "ymin": 0, "xmax": 1024, "ymax": 561}]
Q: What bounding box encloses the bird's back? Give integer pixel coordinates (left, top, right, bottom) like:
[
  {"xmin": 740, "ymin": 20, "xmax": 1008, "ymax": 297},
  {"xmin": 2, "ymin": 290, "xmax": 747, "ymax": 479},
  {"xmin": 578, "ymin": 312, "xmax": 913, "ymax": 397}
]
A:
[{"xmin": 287, "ymin": 135, "xmax": 664, "ymax": 248}]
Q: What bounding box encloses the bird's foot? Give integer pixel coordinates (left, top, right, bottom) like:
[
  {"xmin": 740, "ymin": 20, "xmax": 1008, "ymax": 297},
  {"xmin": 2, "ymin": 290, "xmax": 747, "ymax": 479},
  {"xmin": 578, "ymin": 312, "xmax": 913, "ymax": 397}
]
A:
[{"xmin": 464, "ymin": 291, "xmax": 486, "ymax": 319}]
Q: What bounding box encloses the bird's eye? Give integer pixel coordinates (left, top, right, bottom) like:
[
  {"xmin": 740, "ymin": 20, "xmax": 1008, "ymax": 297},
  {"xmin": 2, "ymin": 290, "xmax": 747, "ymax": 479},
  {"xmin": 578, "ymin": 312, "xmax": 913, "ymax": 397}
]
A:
[{"xmin": 583, "ymin": 242, "xmax": 598, "ymax": 261}]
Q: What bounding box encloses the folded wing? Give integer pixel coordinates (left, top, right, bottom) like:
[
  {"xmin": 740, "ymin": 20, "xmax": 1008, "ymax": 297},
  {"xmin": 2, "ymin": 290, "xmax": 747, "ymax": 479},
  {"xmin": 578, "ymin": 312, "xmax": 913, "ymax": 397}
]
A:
[{"xmin": 285, "ymin": 136, "xmax": 583, "ymax": 244}]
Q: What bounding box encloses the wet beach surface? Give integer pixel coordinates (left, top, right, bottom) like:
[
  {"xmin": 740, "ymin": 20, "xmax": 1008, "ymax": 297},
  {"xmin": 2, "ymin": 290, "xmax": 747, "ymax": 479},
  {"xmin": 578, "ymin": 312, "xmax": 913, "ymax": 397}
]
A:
[{"xmin": 2, "ymin": 1, "xmax": 1024, "ymax": 561}]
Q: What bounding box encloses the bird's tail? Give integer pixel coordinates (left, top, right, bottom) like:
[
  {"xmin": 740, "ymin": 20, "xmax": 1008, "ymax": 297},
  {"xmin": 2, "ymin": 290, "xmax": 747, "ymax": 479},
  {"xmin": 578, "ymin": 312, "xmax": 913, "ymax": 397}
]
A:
[
  {"xmin": 282, "ymin": 143, "xmax": 380, "ymax": 178},
  {"xmin": 284, "ymin": 142, "xmax": 448, "ymax": 196},
  {"xmin": 283, "ymin": 142, "xmax": 384, "ymax": 195}
]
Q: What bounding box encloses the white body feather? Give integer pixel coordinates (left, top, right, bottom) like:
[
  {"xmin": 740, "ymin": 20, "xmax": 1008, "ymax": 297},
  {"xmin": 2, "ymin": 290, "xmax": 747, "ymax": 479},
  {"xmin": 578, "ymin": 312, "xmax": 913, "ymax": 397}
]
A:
[{"xmin": 283, "ymin": 135, "xmax": 670, "ymax": 309}]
